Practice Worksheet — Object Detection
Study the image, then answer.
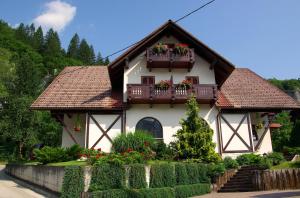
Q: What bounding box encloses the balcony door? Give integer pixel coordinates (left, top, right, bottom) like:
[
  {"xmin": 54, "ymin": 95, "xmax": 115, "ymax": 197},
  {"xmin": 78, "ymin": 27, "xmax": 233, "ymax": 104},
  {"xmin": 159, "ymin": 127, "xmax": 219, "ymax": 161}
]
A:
[
  {"xmin": 141, "ymin": 76, "xmax": 155, "ymax": 85},
  {"xmin": 186, "ymin": 76, "xmax": 199, "ymax": 85}
]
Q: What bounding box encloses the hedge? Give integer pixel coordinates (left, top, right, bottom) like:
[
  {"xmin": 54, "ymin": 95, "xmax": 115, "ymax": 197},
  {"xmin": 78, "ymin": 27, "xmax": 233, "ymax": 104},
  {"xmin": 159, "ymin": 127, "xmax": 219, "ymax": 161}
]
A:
[
  {"xmin": 198, "ymin": 163, "xmax": 209, "ymax": 183},
  {"xmin": 185, "ymin": 163, "xmax": 200, "ymax": 184},
  {"xmin": 90, "ymin": 189, "xmax": 129, "ymax": 198},
  {"xmin": 174, "ymin": 183, "xmax": 211, "ymax": 198},
  {"xmin": 150, "ymin": 163, "xmax": 175, "ymax": 188},
  {"xmin": 129, "ymin": 187, "xmax": 175, "ymax": 198},
  {"xmin": 129, "ymin": 164, "xmax": 147, "ymax": 189},
  {"xmin": 175, "ymin": 163, "xmax": 188, "ymax": 185},
  {"xmin": 89, "ymin": 163, "xmax": 125, "ymax": 191},
  {"xmin": 61, "ymin": 166, "xmax": 84, "ymax": 198}
]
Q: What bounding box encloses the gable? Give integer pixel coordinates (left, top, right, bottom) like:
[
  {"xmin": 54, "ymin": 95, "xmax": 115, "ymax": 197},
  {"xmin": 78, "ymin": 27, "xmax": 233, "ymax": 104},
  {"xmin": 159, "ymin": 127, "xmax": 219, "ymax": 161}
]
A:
[{"xmin": 108, "ymin": 20, "xmax": 235, "ymax": 89}]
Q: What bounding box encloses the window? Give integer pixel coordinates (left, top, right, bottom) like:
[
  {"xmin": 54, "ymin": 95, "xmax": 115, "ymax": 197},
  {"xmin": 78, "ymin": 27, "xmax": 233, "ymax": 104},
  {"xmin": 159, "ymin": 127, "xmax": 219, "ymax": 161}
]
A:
[
  {"xmin": 186, "ymin": 76, "xmax": 199, "ymax": 84},
  {"xmin": 141, "ymin": 76, "xmax": 155, "ymax": 85},
  {"xmin": 136, "ymin": 117, "xmax": 163, "ymax": 139}
]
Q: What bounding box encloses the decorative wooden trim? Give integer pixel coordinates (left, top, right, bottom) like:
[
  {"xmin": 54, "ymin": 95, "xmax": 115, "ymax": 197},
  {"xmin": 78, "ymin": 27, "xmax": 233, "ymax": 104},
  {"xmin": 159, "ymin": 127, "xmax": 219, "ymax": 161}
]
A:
[
  {"xmin": 125, "ymin": 57, "xmax": 129, "ymax": 69},
  {"xmin": 89, "ymin": 114, "xmax": 121, "ymax": 149},
  {"xmin": 247, "ymin": 113, "xmax": 254, "ymax": 152},
  {"xmin": 216, "ymin": 112, "xmax": 223, "ymax": 155},
  {"xmin": 56, "ymin": 114, "xmax": 78, "ymax": 145},
  {"xmin": 86, "ymin": 113, "xmax": 90, "ymax": 148},
  {"xmin": 222, "ymin": 150, "xmax": 252, "ymax": 154}
]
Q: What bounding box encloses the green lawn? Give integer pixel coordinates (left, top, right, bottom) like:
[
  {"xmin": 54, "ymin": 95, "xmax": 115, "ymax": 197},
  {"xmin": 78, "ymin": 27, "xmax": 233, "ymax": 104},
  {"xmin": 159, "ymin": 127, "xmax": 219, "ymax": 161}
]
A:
[
  {"xmin": 47, "ymin": 160, "xmax": 88, "ymax": 166},
  {"xmin": 271, "ymin": 160, "xmax": 300, "ymax": 170}
]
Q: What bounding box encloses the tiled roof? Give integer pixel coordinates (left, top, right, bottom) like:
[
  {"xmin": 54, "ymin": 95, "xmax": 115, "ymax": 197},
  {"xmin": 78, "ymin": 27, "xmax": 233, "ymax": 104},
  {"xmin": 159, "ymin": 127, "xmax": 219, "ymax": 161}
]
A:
[
  {"xmin": 30, "ymin": 66, "xmax": 123, "ymax": 110},
  {"xmin": 217, "ymin": 68, "xmax": 300, "ymax": 109}
]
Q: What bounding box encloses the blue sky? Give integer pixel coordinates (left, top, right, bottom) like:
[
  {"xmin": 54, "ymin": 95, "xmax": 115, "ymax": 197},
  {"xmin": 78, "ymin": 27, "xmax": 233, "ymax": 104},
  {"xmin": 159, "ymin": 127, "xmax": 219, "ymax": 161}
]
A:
[{"xmin": 0, "ymin": 0, "xmax": 299, "ymax": 79}]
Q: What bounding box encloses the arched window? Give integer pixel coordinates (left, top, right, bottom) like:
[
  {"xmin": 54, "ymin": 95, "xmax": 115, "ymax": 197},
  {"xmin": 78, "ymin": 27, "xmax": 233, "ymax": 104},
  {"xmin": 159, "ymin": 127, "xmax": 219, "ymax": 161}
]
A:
[{"xmin": 136, "ymin": 117, "xmax": 163, "ymax": 139}]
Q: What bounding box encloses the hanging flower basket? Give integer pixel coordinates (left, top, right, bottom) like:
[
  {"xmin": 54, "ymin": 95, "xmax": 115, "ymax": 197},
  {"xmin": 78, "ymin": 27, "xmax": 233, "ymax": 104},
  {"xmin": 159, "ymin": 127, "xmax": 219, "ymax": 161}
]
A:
[
  {"xmin": 173, "ymin": 43, "xmax": 189, "ymax": 55},
  {"xmin": 74, "ymin": 114, "xmax": 82, "ymax": 132},
  {"xmin": 152, "ymin": 42, "xmax": 168, "ymax": 55},
  {"xmin": 177, "ymin": 79, "xmax": 192, "ymax": 90},
  {"xmin": 155, "ymin": 80, "xmax": 171, "ymax": 89}
]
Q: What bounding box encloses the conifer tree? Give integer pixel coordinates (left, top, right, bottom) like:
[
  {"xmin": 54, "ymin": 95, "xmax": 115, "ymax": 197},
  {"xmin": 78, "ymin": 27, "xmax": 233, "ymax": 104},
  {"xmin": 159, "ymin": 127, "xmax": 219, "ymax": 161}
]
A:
[
  {"xmin": 78, "ymin": 39, "xmax": 92, "ymax": 64},
  {"xmin": 95, "ymin": 52, "xmax": 104, "ymax": 65},
  {"xmin": 44, "ymin": 28, "xmax": 62, "ymax": 56},
  {"xmin": 104, "ymin": 57, "xmax": 110, "ymax": 65},
  {"xmin": 174, "ymin": 96, "xmax": 220, "ymax": 162},
  {"xmin": 90, "ymin": 45, "xmax": 96, "ymax": 65},
  {"xmin": 289, "ymin": 119, "xmax": 300, "ymax": 147},
  {"xmin": 15, "ymin": 23, "xmax": 30, "ymax": 43},
  {"xmin": 67, "ymin": 33, "xmax": 80, "ymax": 59},
  {"xmin": 32, "ymin": 26, "xmax": 44, "ymax": 52}
]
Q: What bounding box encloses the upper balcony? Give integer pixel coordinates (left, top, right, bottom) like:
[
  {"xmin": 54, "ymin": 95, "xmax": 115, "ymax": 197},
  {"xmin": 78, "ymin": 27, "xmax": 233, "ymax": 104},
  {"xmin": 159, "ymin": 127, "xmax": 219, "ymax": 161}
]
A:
[
  {"xmin": 127, "ymin": 84, "xmax": 217, "ymax": 105},
  {"xmin": 146, "ymin": 44, "xmax": 195, "ymax": 72}
]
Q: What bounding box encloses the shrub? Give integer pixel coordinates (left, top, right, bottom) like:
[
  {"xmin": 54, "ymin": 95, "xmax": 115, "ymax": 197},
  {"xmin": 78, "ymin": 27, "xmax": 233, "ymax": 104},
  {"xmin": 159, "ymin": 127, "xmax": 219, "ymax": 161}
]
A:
[
  {"xmin": 185, "ymin": 163, "xmax": 200, "ymax": 184},
  {"xmin": 65, "ymin": 144, "xmax": 83, "ymax": 160},
  {"xmin": 175, "ymin": 163, "xmax": 189, "ymax": 185},
  {"xmin": 236, "ymin": 153, "xmax": 263, "ymax": 166},
  {"xmin": 61, "ymin": 166, "xmax": 84, "ymax": 198},
  {"xmin": 174, "ymin": 183, "xmax": 211, "ymax": 198},
  {"xmin": 223, "ymin": 157, "xmax": 239, "ymax": 169},
  {"xmin": 112, "ymin": 131, "xmax": 155, "ymax": 153},
  {"xmin": 129, "ymin": 187, "xmax": 175, "ymax": 198},
  {"xmin": 207, "ymin": 163, "xmax": 225, "ymax": 182},
  {"xmin": 266, "ymin": 152, "xmax": 285, "ymax": 166},
  {"xmin": 198, "ymin": 163, "xmax": 209, "ymax": 183},
  {"xmin": 92, "ymin": 151, "xmax": 144, "ymax": 166},
  {"xmin": 283, "ymin": 147, "xmax": 300, "ymax": 155},
  {"xmin": 90, "ymin": 189, "xmax": 129, "ymax": 198},
  {"xmin": 129, "ymin": 164, "xmax": 147, "ymax": 189},
  {"xmin": 89, "ymin": 163, "xmax": 125, "ymax": 191},
  {"xmin": 150, "ymin": 163, "xmax": 175, "ymax": 188},
  {"xmin": 33, "ymin": 146, "xmax": 67, "ymax": 164},
  {"xmin": 152, "ymin": 141, "xmax": 174, "ymax": 160}
]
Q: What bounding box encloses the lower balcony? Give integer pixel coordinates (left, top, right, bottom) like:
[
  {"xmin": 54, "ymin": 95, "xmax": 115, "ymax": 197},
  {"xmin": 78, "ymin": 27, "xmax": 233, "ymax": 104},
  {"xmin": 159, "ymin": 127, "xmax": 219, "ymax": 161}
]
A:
[{"xmin": 127, "ymin": 84, "xmax": 217, "ymax": 105}]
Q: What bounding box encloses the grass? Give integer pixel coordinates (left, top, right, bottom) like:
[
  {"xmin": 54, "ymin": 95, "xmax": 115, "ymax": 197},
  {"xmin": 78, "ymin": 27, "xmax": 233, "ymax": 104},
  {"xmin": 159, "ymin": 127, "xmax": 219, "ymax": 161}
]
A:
[
  {"xmin": 47, "ymin": 160, "xmax": 88, "ymax": 166},
  {"xmin": 271, "ymin": 160, "xmax": 300, "ymax": 170},
  {"xmin": 0, "ymin": 161, "xmax": 7, "ymax": 165}
]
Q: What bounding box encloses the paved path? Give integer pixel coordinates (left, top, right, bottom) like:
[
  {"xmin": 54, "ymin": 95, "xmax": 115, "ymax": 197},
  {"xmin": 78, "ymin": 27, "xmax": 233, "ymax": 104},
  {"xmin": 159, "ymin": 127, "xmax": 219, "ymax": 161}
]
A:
[
  {"xmin": 0, "ymin": 165, "xmax": 45, "ymax": 198},
  {"xmin": 196, "ymin": 190, "xmax": 300, "ymax": 198}
]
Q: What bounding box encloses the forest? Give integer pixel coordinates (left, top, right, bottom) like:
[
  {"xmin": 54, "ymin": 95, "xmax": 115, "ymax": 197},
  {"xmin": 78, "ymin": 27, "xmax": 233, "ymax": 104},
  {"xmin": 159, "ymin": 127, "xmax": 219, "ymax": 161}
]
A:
[{"xmin": 0, "ymin": 18, "xmax": 299, "ymax": 161}]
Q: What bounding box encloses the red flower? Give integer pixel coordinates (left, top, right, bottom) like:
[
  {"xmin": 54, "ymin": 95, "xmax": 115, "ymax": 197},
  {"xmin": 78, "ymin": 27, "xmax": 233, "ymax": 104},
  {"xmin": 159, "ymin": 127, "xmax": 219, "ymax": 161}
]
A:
[
  {"xmin": 176, "ymin": 43, "xmax": 188, "ymax": 48},
  {"xmin": 144, "ymin": 141, "xmax": 149, "ymax": 146},
  {"xmin": 126, "ymin": 148, "xmax": 133, "ymax": 153}
]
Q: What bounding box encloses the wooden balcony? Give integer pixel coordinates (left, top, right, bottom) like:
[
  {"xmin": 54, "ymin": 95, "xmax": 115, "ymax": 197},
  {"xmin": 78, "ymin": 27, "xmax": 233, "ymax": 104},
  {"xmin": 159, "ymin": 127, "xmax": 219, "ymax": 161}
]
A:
[
  {"xmin": 127, "ymin": 84, "xmax": 217, "ymax": 105},
  {"xmin": 146, "ymin": 48, "xmax": 195, "ymax": 71}
]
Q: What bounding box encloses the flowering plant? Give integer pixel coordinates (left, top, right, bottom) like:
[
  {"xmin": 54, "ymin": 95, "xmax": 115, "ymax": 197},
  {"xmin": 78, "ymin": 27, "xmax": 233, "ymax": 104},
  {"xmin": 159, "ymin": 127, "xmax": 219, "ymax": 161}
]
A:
[
  {"xmin": 74, "ymin": 114, "xmax": 82, "ymax": 132},
  {"xmin": 155, "ymin": 80, "xmax": 171, "ymax": 89},
  {"xmin": 152, "ymin": 42, "xmax": 168, "ymax": 54},
  {"xmin": 177, "ymin": 79, "xmax": 192, "ymax": 89},
  {"xmin": 173, "ymin": 43, "xmax": 189, "ymax": 55}
]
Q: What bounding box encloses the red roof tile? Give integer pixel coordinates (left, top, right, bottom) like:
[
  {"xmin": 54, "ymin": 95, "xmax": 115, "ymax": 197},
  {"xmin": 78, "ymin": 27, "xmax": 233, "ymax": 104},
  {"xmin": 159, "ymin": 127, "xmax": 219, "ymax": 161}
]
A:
[
  {"xmin": 217, "ymin": 68, "xmax": 300, "ymax": 110},
  {"xmin": 30, "ymin": 66, "xmax": 123, "ymax": 110}
]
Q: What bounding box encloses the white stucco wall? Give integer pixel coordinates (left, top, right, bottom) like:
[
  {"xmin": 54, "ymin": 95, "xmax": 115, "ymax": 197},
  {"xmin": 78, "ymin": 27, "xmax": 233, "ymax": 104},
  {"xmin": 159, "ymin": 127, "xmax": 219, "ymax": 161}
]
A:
[
  {"xmin": 123, "ymin": 36, "xmax": 216, "ymax": 101},
  {"xmin": 88, "ymin": 114, "xmax": 122, "ymax": 152},
  {"xmin": 126, "ymin": 104, "xmax": 219, "ymax": 153},
  {"xmin": 61, "ymin": 113, "xmax": 86, "ymax": 148}
]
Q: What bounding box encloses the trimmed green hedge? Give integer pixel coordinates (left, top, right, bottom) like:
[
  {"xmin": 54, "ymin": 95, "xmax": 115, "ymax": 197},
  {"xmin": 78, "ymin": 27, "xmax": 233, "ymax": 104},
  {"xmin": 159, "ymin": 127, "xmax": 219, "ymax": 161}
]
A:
[
  {"xmin": 61, "ymin": 166, "xmax": 84, "ymax": 198},
  {"xmin": 150, "ymin": 163, "xmax": 175, "ymax": 188},
  {"xmin": 175, "ymin": 163, "xmax": 188, "ymax": 185},
  {"xmin": 198, "ymin": 163, "xmax": 209, "ymax": 183},
  {"xmin": 174, "ymin": 183, "xmax": 211, "ymax": 198},
  {"xmin": 89, "ymin": 164, "xmax": 125, "ymax": 191},
  {"xmin": 129, "ymin": 187, "xmax": 175, "ymax": 198},
  {"xmin": 186, "ymin": 163, "xmax": 200, "ymax": 184},
  {"xmin": 129, "ymin": 164, "xmax": 147, "ymax": 189},
  {"xmin": 91, "ymin": 189, "xmax": 129, "ymax": 198}
]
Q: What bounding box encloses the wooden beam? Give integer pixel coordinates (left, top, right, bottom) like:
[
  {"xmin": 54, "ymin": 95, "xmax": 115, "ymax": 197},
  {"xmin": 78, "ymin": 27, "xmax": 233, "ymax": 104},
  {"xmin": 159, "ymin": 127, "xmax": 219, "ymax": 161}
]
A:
[
  {"xmin": 56, "ymin": 115, "xmax": 78, "ymax": 145},
  {"xmin": 255, "ymin": 116, "xmax": 274, "ymax": 151}
]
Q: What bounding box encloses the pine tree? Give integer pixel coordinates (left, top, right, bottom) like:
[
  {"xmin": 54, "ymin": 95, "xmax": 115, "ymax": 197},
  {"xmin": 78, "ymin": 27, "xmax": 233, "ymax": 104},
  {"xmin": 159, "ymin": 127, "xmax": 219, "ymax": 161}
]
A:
[
  {"xmin": 90, "ymin": 45, "xmax": 96, "ymax": 65},
  {"xmin": 174, "ymin": 96, "xmax": 220, "ymax": 162},
  {"xmin": 289, "ymin": 119, "xmax": 300, "ymax": 147},
  {"xmin": 95, "ymin": 52, "xmax": 104, "ymax": 65},
  {"xmin": 67, "ymin": 33, "xmax": 80, "ymax": 59},
  {"xmin": 78, "ymin": 39, "xmax": 92, "ymax": 64},
  {"xmin": 32, "ymin": 26, "xmax": 44, "ymax": 52},
  {"xmin": 15, "ymin": 23, "xmax": 30, "ymax": 43},
  {"xmin": 44, "ymin": 28, "xmax": 62, "ymax": 56},
  {"xmin": 104, "ymin": 57, "xmax": 110, "ymax": 65}
]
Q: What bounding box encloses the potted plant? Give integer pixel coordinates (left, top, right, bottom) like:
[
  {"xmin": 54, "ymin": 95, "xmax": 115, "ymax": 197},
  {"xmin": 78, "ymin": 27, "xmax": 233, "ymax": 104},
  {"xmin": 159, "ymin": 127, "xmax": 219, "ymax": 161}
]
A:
[
  {"xmin": 177, "ymin": 79, "xmax": 192, "ymax": 90},
  {"xmin": 74, "ymin": 114, "xmax": 82, "ymax": 132},
  {"xmin": 155, "ymin": 80, "xmax": 171, "ymax": 90},
  {"xmin": 152, "ymin": 42, "xmax": 168, "ymax": 55},
  {"xmin": 173, "ymin": 43, "xmax": 189, "ymax": 55}
]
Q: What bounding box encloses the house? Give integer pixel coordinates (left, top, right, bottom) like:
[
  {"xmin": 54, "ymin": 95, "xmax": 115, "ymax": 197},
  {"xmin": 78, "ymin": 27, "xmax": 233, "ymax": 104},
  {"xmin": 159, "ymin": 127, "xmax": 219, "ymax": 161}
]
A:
[{"xmin": 30, "ymin": 20, "xmax": 300, "ymax": 157}]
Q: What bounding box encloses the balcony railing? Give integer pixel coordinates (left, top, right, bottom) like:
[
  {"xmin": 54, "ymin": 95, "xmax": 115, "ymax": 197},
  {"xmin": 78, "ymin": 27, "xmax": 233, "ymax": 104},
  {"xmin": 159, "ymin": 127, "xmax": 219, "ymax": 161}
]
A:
[
  {"xmin": 146, "ymin": 48, "xmax": 195, "ymax": 71},
  {"xmin": 127, "ymin": 84, "xmax": 217, "ymax": 104}
]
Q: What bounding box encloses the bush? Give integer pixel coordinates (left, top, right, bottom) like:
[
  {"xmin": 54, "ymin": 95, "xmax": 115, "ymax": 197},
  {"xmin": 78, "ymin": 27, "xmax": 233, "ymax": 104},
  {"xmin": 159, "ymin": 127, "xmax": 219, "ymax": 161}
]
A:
[
  {"xmin": 185, "ymin": 163, "xmax": 200, "ymax": 184},
  {"xmin": 65, "ymin": 144, "xmax": 83, "ymax": 160},
  {"xmin": 152, "ymin": 141, "xmax": 174, "ymax": 160},
  {"xmin": 174, "ymin": 183, "xmax": 211, "ymax": 198},
  {"xmin": 129, "ymin": 164, "xmax": 147, "ymax": 189},
  {"xmin": 61, "ymin": 166, "xmax": 84, "ymax": 198},
  {"xmin": 175, "ymin": 163, "xmax": 188, "ymax": 185},
  {"xmin": 129, "ymin": 187, "xmax": 175, "ymax": 198},
  {"xmin": 207, "ymin": 163, "xmax": 225, "ymax": 182},
  {"xmin": 198, "ymin": 163, "xmax": 209, "ymax": 183},
  {"xmin": 89, "ymin": 163, "xmax": 125, "ymax": 191},
  {"xmin": 112, "ymin": 131, "xmax": 155, "ymax": 153},
  {"xmin": 90, "ymin": 189, "xmax": 129, "ymax": 198},
  {"xmin": 92, "ymin": 151, "xmax": 144, "ymax": 166},
  {"xmin": 150, "ymin": 163, "xmax": 175, "ymax": 188},
  {"xmin": 223, "ymin": 157, "xmax": 239, "ymax": 169},
  {"xmin": 266, "ymin": 152, "xmax": 285, "ymax": 166},
  {"xmin": 236, "ymin": 153, "xmax": 263, "ymax": 166},
  {"xmin": 283, "ymin": 147, "xmax": 300, "ymax": 155}
]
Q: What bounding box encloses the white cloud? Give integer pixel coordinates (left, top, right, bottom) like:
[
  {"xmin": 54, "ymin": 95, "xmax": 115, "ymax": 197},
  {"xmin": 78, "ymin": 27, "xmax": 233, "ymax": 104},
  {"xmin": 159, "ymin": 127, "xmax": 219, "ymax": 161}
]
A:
[{"xmin": 33, "ymin": 0, "xmax": 76, "ymax": 32}]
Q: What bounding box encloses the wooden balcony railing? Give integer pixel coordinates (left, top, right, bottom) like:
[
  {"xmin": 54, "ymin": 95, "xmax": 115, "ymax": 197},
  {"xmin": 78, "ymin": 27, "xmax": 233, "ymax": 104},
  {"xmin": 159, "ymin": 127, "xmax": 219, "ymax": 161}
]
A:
[
  {"xmin": 127, "ymin": 84, "xmax": 217, "ymax": 104},
  {"xmin": 146, "ymin": 48, "xmax": 195, "ymax": 71}
]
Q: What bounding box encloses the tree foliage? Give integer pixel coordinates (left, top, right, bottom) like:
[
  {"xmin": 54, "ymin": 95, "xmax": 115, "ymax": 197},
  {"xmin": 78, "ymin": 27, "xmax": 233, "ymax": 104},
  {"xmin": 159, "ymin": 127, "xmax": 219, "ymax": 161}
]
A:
[
  {"xmin": 290, "ymin": 119, "xmax": 300, "ymax": 147},
  {"xmin": 174, "ymin": 96, "xmax": 220, "ymax": 163}
]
